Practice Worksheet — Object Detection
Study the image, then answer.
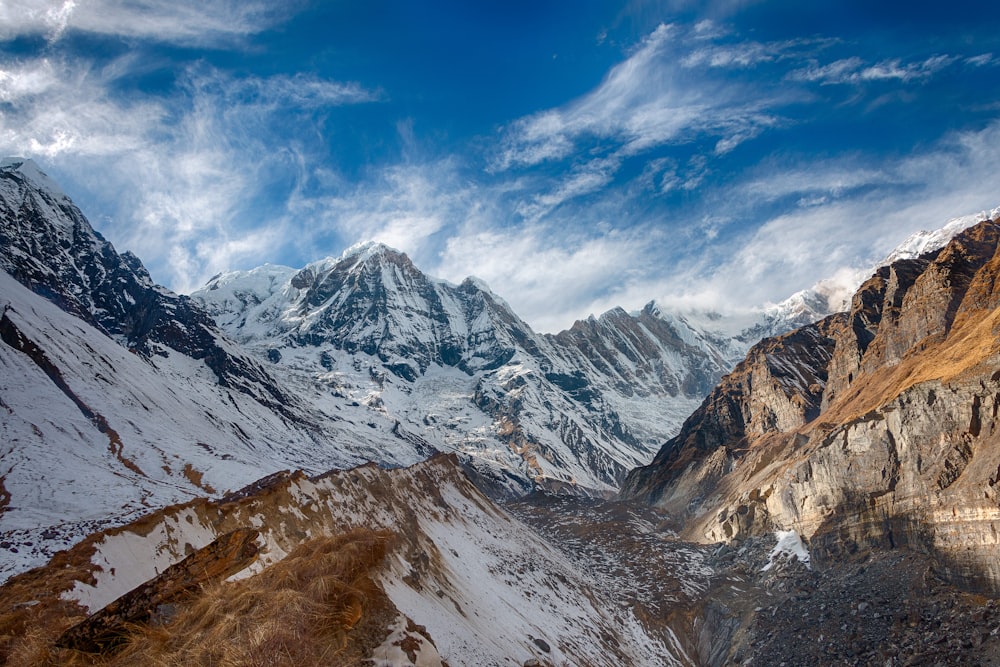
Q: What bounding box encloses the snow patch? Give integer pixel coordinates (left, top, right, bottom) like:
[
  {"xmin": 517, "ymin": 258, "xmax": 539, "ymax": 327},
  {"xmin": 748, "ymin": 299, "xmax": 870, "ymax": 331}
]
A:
[
  {"xmin": 762, "ymin": 530, "xmax": 811, "ymax": 572},
  {"xmin": 369, "ymin": 614, "xmax": 445, "ymax": 667}
]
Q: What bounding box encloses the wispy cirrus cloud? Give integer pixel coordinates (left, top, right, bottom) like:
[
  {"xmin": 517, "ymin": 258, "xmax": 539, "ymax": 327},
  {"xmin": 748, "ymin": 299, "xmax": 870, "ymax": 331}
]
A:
[
  {"xmin": 680, "ymin": 33, "xmax": 834, "ymax": 69},
  {"xmin": 436, "ymin": 224, "xmax": 663, "ymax": 332},
  {"xmin": 282, "ymin": 159, "xmax": 477, "ymax": 267},
  {"xmin": 492, "ymin": 22, "xmax": 789, "ymax": 179},
  {"xmin": 0, "ymin": 51, "xmax": 380, "ymax": 292},
  {"xmin": 788, "ymin": 54, "xmax": 958, "ymax": 84},
  {"xmin": 0, "ymin": 0, "xmax": 297, "ymax": 44},
  {"xmin": 493, "ymin": 24, "xmax": 699, "ymax": 171},
  {"xmin": 514, "ymin": 157, "xmax": 621, "ymax": 222},
  {"xmin": 0, "ymin": 57, "xmax": 164, "ymax": 157},
  {"xmin": 201, "ymin": 72, "xmax": 381, "ymax": 110}
]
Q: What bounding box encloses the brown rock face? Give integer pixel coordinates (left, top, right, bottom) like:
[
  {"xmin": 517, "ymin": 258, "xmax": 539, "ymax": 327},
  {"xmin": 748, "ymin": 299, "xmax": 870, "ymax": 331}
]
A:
[
  {"xmin": 622, "ymin": 219, "xmax": 1000, "ymax": 593},
  {"xmin": 621, "ymin": 316, "xmax": 842, "ymax": 514}
]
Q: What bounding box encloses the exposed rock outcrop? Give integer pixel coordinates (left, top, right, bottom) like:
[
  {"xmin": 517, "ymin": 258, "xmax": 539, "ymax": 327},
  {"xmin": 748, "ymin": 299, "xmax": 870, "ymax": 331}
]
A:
[
  {"xmin": 0, "ymin": 158, "xmax": 291, "ymax": 411},
  {"xmin": 56, "ymin": 528, "xmax": 260, "ymax": 653},
  {"xmin": 623, "ymin": 219, "xmax": 1000, "ymax": 593},
  {"xmin": 622, "ymin": 316, "xmax": 842, "ymax": 515}
]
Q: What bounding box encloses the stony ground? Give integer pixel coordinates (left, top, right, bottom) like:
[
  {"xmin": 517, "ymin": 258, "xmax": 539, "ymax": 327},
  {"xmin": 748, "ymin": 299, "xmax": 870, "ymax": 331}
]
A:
[
  {"xmin": 712, "ymin": 537, "xmax": 1000, "ymax": 666},
  {"xmin": 509, "ymin": 492, "xmax": 1000, "ymax": 666}
]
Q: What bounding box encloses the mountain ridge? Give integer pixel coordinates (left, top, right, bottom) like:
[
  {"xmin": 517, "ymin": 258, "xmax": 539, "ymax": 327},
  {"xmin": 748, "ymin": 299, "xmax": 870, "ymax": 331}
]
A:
[
  {"xmin": 5, "ymin": 158, "xmax": 1000, "ymax": 665},
  {"xmin": 622, "ymin": 217, "xmax": 1000, "ymax": 595}
]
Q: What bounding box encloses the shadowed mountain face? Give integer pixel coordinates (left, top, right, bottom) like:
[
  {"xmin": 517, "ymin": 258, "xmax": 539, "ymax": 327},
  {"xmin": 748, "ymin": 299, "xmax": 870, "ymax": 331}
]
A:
[
  {"xmin": 0, "ymin": 158, "xmax": 290, "ymax": 409},
  {"xmin": 623, "ymin": 219, "xmax": 1000, "ymax": 592}
]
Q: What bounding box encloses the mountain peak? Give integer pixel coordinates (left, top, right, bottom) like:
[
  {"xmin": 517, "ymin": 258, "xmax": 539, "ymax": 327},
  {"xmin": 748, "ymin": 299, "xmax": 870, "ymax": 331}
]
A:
[
  {"xmin": 880, "ymin": 206, "xmax": 1000, "ymax": 267},
  {"xmin": 458, "ymin": 275, "xmax": 493, "ymax": 293},
  {"xmin": 338, "ymin": 241, "xmax": 408, "ymax": 265},
  {"xmin": 0, "ymin": 157, "xmax": 69, "ymax": 202}
]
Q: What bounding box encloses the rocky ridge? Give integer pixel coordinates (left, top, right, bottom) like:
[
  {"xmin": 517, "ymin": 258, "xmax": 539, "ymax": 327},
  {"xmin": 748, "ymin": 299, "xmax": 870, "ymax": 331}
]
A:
[
  {"xmin": 623, "ymin": 219, "xmax": 1000, "ymax": 595},
  {"xmin": 0, "ymin": 454, "xmax": 713, "ymax": 666}
]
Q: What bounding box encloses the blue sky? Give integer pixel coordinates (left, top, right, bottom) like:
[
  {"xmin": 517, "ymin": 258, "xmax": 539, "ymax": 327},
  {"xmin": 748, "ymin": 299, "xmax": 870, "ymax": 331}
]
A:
[{"xmin": 2, "ymin": 1, "xmax": 1000, "ymax": 332}]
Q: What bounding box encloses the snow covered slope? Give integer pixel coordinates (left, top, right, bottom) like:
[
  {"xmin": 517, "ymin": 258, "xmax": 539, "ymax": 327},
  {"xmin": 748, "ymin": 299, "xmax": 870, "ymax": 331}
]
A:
[
  {"xmin": 195, "ymin": 245, "xmax": 738, "ymax": 494},
  {"xmin": 0, "ymin": 160, "xmax": 437, "ymax": 578},
  {"xmin": 7, "ymin": 455, "xmax": 708, "ymax": 665}
]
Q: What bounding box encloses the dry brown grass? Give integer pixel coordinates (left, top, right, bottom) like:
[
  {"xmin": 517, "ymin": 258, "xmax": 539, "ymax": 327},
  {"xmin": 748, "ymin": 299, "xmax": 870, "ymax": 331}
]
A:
[
  {"xmin": 0, "ymin": 540, "xmax": 102, "ymax": 666},
  {"xmin": 821, "ymin": 307, "xmax": 1000, "ymax": 427},
  {"xmin": 1, "ymin": 528, "xmax": 397, "ymax": 667}
]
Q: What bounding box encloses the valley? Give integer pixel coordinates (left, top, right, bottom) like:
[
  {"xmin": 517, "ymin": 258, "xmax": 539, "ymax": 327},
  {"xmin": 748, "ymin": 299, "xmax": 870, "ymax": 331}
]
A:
[{"xmin": 2, "ymin": 158, "xmax": 1000, "ymax": 665}]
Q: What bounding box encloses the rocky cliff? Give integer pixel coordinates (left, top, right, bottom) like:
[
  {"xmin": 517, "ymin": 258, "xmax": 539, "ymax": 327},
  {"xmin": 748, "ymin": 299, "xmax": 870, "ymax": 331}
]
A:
[{"xmin": 623, "ymin": 219, "xmax": 1000, "ymax": 593}]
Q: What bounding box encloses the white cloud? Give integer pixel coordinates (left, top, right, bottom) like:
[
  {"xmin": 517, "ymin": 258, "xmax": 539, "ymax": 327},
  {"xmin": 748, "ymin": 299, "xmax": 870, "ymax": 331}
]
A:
[
  {"xmin": 515, "ymin": 157, "xmax": 621, "ymax": 222},
  {"xmin": 491, "ymin": 23, "xmax": 839, "ymax": 177},
  {"xmin": 680, "ymin": 36, "xmax": 830, "ymax": 70},
  {"xmin": 735, "ymin": 162, "xmax": 893, "ymax": 204},
  {"xmin": 786, "ymin": 57, "xmax": 864, "ymax": 83},
  {"xmin": 0, "ymin": 59, "xmax": 61, "ymax": 102},
  {"xmin": 213, "ymin": 72, "xmax": 380, "ymax": 109},
  {"xmin": 278, "ymin": 159, "xmax": 480, "ymax": 267},
  {"xmin": 0, "ymin": 57, "xmax": 165, "ymax": 157},
  {"xmin": 0, "ymin": 0, "xmax": 295, "ymax": 44},
  {"xmin": 860, "ymin": 55, "xmax": 956, "ymax": 81},
  {"xmin": 655, "ymin": 120, "xmax": 1000, "ymax": 316},
  {"xmin": 494, "ymin": 23, "xmax": 703, "ymax": 170},
  {"xmin": 788, "ymin": 54, "xmax": 958, "ymax": 85}
]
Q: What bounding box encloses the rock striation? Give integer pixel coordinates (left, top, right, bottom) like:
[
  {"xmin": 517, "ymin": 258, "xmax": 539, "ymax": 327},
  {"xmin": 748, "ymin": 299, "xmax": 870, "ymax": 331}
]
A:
[{"xmin": 623, "ymin": 219, "xmax": 1000, "ymax": 593}]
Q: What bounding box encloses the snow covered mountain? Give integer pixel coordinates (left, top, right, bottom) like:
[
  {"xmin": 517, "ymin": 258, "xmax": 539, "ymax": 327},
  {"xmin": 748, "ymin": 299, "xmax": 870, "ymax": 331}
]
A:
[
  {"xmin": 193, "ymin": 246, "xmax": 747, "ymax": 496},
  {"xmin": 191, "ymin": 204, "xmax": 999, "ymax": 498},
  {"xmin": 0, "ymin": 159, "xmax": 439, "ymax": 578}
]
